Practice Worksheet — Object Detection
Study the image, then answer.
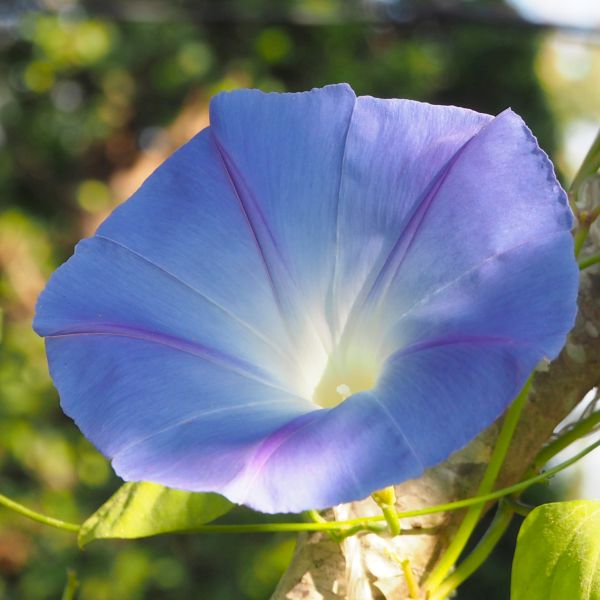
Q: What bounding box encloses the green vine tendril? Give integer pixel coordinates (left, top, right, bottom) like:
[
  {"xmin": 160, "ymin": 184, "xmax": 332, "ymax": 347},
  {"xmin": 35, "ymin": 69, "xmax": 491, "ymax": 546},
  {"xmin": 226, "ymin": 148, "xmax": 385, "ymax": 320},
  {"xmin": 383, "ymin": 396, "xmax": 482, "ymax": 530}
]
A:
[{"xmin": 1, "ymin": 436, "xmax": 598, "ymax": 538}]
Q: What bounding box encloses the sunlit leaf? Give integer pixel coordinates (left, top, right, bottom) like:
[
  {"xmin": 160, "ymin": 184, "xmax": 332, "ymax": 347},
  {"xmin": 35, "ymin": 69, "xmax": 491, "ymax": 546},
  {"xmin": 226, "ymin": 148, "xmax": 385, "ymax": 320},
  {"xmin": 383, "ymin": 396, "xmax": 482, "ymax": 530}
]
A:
[
  {"xmin": 79, "ymin": 482, "xmax": 234, "ymax": 547},
  {"xmin": 511, "ymin": 500, "xmax": 600, "ymax": 600}
]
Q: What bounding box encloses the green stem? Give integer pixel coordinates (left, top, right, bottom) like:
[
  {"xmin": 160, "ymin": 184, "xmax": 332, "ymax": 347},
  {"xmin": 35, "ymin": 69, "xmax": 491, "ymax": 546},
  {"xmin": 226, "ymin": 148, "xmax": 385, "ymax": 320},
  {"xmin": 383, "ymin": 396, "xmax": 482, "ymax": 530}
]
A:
[
  {"xmin": 2, "ymin": 438, "xmax": 597, "ymax": 539},
  {"xmin": 372, "ymin": 486, "xmax": 401, "ymax": 535},
  {"xmin": 335, "ymin": 522, "xmax": 388, "ymax": 541},
  {"xmin": 502, "ymin": 496, "xmax": 532, "ymax": 517},
  {"xmin": 381, "ymin": 504, "xmax": 401, "ymax": 536},
  {"xmin": 569, "ymin": 129, "xmax": 600, "ymax": 194},
  {"xmin": 429, "ymin": 503, "xmax": 514, "ymax": 600},
  {"xmin": 305, "ymin": 509, "xmax": 326, "ymax": 524},
  {"xmin": 426, "ymin": 410, "xmax": 600, "ymax": 600},
  {"xmin": 570, "ymin": 129, "xmax": 600, "ymax": 259},
  {"xmin": 429, "ymin": 412, "xmax": 600, "ymax": 598},
  {"xmin": 183, "ymin": 522, "xmax": 435, "ymax": 535},
  {"xmin": 579, "ymin": 252, "xmax": 600, "ymax": 270},
  {"xmin": 305, "ymin": 508, "xmax": 344, "ymax": 542},
  {"xmin": 401, "ymin": 559, "xmax": 421, "ymax": 600},
  {"xmin": 533, "ymin": 410, "xmax": 600, "ymax": 471},
  {"xmin": 61, "ymin": 569, "xmax": 80, "ymax": 600},
  {"xmin": 424, "ymin": 377, "xmax": 532, "ymax": 593},
  {"xmin": 0, "ymin": 492, "xmax": 80, "ymax": 533},
  {"xmin": 185, "ymin": 438, "xmax": 598, "ymax": 534},
  {"xmin": 574, "ymin": 224, "xmax": 591, "ymax": 258},
  {"xmin": 573, "ymin": 189, "xmax": 600, "ymax": 258}
]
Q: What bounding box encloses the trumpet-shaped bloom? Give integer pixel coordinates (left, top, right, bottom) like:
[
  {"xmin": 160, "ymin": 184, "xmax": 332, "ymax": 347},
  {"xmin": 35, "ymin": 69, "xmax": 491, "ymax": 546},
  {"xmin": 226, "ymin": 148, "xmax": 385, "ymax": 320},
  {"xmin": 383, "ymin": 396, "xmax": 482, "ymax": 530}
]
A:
[{"xmin": 34, "ymin": 84, "xmax": 578, "ymax": 513}]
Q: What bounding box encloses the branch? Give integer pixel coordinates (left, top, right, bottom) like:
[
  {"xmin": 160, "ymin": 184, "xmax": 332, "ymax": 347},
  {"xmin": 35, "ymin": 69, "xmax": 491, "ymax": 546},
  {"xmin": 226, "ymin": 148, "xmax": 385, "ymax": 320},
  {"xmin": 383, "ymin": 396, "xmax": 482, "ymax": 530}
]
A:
[{"xmin": 272, "ymin": 241, "xmax": 600, "ymax": 599}]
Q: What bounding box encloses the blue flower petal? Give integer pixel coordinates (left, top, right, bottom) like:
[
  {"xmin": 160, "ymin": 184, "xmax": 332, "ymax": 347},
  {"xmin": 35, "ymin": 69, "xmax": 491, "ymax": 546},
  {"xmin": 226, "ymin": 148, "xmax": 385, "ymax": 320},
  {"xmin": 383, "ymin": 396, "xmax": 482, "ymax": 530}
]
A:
[
  {"xmin": 35, "ymin": 236, "xmax": 297, "ymax": 392},
  {"xmin": 330, "ymin": 96, "xmax": 493, "ymax": 333},
  {"xmin": 223, "ymin": 392, "xmax": 422, "ymax": 512},
  {"xmin": 375, "ymin": 341, "xmax": 536, "ymax": 469},
  {"xmin": 383, "ymin": 232, "xmax": 577, "ymax": 362},
  {"xmin": 374, "ymin": 233, "xmax": 577, "ymax": 466},
  {"xmin": 46, "ymin": 335, "xmax": 313, "ymax": 489},
  {"xmin": 35, "ymin": 130, "xmax": 316, "ymax": 396},
  {"xmin": 35, "ymin": 85, "xmax": 578, "ymax": 513},
  {"xmin": 210, "ymin": 84, "xmax": 356, "ymax": 354},
  {"xmin": 373, "ymin": 108, "xmax": 574, "ymax": 336},
  {"xmin": 205, "ymin": 234, "xmax": 576, "ymax": 513},
  {"xmin": 336, "ymin": 103, "xmax": 574, "ymax": 351},
  {"xmin": 97, "ymin": 129, "xmax": 289, "ymax": 347}
]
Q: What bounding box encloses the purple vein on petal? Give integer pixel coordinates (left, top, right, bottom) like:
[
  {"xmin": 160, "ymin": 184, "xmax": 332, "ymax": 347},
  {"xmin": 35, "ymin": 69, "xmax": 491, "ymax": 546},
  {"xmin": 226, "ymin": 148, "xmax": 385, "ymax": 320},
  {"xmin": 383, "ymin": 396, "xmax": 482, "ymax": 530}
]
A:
[
  {"xmin": 387, "ymin": 334, "xmax": 523, "ymax": 362},
  {"xmin": 384, "ymin": 230, "xmax": 570, "ymax": 339},
  {"xmin": 94, "ymin": 234, "xmax": 302, "ymax": 374},
  {"xmin": 363, "ymin": 391, "xmax": 426, "ymax": 471},
  {"xmin": 209, "ymin": 130, "xmax": 290, "ymax": 334},
  {"xmin": 355, "ymin": 141, "xmax": 474, "ymax": 320},
  {"xmin": 111, "ymin": 398, "xmax": 301, "ymax": 462},
  {"xmin": 210, "ymin": 129, "xmax": 334, "ymax": 358},
  {"xmin": 339, "ymin": 117, "xmax": 500, "ymax": 350},
  {"xmin": 45, "ymin": 324, "xmax": 293, "ymax": 394},
  {"xmin": 231, "ymin": 410, "xmax": 324, "ymax": 506},
  {"xmin": 326, "ymin": 94, "xmax": 358, "ymax": 343}
]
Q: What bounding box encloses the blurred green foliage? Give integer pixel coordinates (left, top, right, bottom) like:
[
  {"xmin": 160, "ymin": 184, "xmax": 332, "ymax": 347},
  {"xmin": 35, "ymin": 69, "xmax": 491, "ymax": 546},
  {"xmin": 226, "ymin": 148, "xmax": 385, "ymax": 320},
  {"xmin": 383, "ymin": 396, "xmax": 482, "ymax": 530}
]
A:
[{"xmin": 0, "ymin": 0, "xmax": 570, "ymax": 598}]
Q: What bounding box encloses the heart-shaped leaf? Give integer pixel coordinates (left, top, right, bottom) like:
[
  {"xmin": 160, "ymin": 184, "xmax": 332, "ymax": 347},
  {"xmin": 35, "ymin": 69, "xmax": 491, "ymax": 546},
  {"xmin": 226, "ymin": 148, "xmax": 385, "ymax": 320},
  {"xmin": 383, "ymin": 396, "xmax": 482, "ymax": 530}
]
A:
[
  {"xmin": 79, "ymin": 482, "xmax": 234, "ymax": 547},
  {"xmin": 511, "ymin": 500, "xmax": 600, "ymax": 600}
]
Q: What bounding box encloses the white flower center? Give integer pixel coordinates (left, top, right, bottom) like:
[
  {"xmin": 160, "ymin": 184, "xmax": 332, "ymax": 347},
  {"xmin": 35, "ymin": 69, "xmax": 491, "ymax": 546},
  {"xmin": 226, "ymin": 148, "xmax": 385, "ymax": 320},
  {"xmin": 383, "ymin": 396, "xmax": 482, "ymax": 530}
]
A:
[{"xmin": 311, "ymin": 345, "xmax": 380, "ymax": 408}]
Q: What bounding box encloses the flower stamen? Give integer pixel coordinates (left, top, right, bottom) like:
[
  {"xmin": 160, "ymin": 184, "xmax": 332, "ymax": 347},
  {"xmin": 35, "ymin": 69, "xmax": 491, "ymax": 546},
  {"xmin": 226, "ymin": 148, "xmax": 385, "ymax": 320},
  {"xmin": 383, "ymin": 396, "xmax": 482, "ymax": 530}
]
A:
[
  {"xmin": 336, "ymin": 384, "xmax": 351, "ymax": 400},
  {"xmin": 312, "ymin": 346, "xmax": 380, "ymax": 408}
]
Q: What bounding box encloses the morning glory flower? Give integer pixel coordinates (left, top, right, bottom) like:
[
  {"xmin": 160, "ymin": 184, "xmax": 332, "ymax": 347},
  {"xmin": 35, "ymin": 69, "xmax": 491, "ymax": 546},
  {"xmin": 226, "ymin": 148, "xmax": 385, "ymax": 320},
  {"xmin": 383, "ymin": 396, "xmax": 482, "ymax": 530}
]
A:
[{"xmin": 34, "ymin": 84, "xmax": 578, "ymax": 514}]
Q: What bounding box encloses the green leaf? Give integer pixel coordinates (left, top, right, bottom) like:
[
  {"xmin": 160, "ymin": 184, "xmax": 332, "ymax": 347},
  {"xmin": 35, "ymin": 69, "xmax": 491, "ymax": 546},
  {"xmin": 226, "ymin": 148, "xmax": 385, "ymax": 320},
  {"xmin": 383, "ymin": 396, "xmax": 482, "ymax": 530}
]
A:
[
  {"xmin": 511, "ymin": 500, "xmax": 600, "ymax": 600},
  {"xmin": 78, "ymin": 482, "xmax": 234, "ymax": 547}
]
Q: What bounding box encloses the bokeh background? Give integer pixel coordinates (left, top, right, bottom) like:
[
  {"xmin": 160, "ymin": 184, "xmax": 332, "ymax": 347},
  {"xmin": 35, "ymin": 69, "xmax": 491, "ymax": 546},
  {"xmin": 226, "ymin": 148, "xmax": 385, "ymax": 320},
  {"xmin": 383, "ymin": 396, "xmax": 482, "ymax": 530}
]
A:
[{"xmin": 0, "ymin": 0, "xmax": 599, "ymax": 598}]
